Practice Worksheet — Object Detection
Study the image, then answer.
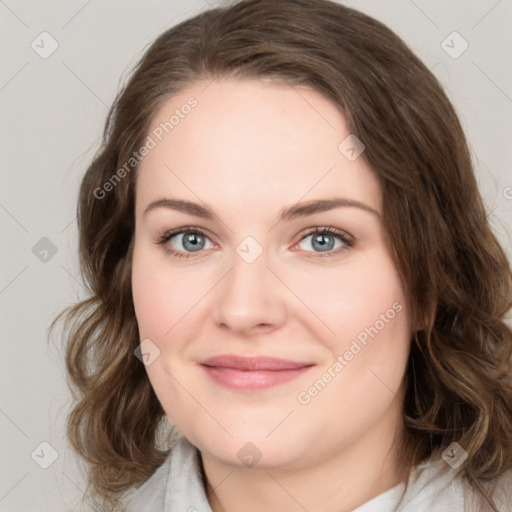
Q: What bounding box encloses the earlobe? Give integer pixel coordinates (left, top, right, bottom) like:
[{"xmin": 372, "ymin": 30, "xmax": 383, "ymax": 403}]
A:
[{"xmin": 410, "ymin": 307, "xmax": 427, "ymax": 335}]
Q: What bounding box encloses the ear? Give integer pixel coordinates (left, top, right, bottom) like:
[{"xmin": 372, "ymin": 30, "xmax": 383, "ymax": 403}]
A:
[
  {"xmin": 412, "ymin": 305, "xmax": 428, "ymax": 334},
  {"xmin": 411, "ymin": 316, "xmax": 426, "ymax": 335}
]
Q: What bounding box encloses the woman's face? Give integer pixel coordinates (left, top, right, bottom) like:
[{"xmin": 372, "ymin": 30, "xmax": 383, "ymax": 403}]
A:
[{"xmin": 132, "ymin": 77, "xmax": 413, "ymax": 470}]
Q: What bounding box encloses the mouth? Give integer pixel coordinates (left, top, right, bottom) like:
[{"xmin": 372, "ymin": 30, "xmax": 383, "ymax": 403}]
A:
[{"xmin": 198, "ymin": 354, "xmax": 315, "ymax": 391}]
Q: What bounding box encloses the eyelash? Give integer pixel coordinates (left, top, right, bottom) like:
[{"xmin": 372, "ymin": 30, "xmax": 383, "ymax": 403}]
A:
[{"xmin": 156, "ymin": 226, "xmax": 355, "ymax": 259}]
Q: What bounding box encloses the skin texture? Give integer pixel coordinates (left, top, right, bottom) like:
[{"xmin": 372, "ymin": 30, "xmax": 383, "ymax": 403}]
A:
[{"xmin": 131, "ymin": 77, "xmax": 414, "ymax": 512}]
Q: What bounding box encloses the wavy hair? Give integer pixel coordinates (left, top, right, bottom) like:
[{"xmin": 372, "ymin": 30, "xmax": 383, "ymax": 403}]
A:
[{"xmin": 50, "ymin": 0, "xmax": 512, "ymax": 510}]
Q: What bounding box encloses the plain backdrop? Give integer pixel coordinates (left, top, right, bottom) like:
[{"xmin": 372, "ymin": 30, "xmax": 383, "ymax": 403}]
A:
[{"xmin": 1, "ymin": 0, "xmax": 511, "ymax": 510}]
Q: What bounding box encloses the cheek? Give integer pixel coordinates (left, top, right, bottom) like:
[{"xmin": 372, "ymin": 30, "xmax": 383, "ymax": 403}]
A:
[
  {"xmin": 131, "ymin": 245, "xmax": 205, "ymax": 339},
  {"xmin": 131, "ymin": 246, "xmax": 196, "ymax": 423},
  {"xmin": 283, "ymin": 249, "xmax": 408, "ymax": 344},
  {"xmin": 131, "ymin": 256, "xmax": 169, "ymax": 339},
  {"xmin": 289, "ymin": 248, "xmax": 412, "ymax": 404},
  {"xmin": 294, "ymin": 254, "xmax": 410, "ymax": 441}
]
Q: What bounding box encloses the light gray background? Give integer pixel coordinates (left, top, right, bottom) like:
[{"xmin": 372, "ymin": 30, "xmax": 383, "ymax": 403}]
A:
[{"xmin": 1, "ymin": 0, "xmax": 511, "ymax": 510}]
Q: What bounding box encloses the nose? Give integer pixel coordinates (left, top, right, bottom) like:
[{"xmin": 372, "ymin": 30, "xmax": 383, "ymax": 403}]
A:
[{"xmin": 212, "ymin": 247, "xmax": 288, "ymax": 336}]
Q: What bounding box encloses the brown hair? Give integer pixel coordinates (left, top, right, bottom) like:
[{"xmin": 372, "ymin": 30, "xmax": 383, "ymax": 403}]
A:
[{"xmin": 50, "ymin": 0, "xmax": 512, "ymax": 510}]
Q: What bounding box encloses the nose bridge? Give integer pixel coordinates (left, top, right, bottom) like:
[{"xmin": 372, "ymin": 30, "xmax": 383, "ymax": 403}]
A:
[{"xmin": 212, "ymin": 238, "xmax": 286, "ymax": 333}]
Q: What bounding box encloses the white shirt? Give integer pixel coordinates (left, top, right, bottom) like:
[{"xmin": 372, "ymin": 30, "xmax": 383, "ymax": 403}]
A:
[{"xmin": 124, "ymin": 435, "xmax": 512, "ymax": 511}]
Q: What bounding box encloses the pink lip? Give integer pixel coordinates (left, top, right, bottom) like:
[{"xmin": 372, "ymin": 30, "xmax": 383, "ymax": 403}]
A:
[{"xmin": 198, "ymin": 355, "xmax": 315, "ymax": 391}]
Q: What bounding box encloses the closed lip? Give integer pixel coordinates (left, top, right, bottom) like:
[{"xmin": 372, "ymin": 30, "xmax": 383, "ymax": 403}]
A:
[{"xmin": 198, "ymin": 354, "xmax": 314, "ymax": 371}]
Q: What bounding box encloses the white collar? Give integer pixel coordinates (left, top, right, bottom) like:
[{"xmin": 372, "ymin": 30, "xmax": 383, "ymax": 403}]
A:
[
  {"xmin": 353, "ymin": 455, "xmax": 465, "ymax": 512},
  {"xmin": 125, "ymin": 435, "xmax": 508, "ymax": 512}
]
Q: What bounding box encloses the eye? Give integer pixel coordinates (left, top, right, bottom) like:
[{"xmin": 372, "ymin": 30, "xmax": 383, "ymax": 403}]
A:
[
  {"xmin": 157, "ymin": 227, "xmax": 215, "ymax": 258},
  {"xmin": 295, "ymin": 227, "xmax": 354, "ymax": 257},
  {"xmin": 156, "ymin": 226, "xmax": 354, "ymax": 259}
]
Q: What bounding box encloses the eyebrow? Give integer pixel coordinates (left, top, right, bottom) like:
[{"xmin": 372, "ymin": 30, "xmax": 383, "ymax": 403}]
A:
[{"xmin": 143, "ymin": 197, "xmax": 380, "ymax": 221}]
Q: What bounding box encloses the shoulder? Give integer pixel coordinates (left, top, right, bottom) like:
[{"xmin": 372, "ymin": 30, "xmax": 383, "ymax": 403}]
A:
[
  {"xmin": 395, "ymin": 454, "xmax": 465, "ymax": 511},
  {"xmin": 494, "ymin": 469, "xmax": 512, "ymax": 510},
  {"xmin": 396, "ymin": 453, "xmax": 512, "ymax": 512},
  {"xmin": 462, "ymin": 468, "xmax": 512, "ymax": 512},
  {"xmin": 123, "ymin": 435, "xmax": 209, "ymax": 512},
  {"xmin": 122, "ymin": 452, "xmax": 173, "ymax": 512}
]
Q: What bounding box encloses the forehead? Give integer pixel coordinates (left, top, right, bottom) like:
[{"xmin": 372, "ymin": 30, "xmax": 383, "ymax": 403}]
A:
[{"xmin": 135, "ymin": 77, "xmax": 381, "ymax": 219}]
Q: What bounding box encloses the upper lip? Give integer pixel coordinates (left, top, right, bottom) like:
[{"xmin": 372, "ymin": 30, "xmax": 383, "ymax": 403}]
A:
[{"xmin": 199, "ymin": 354, "xmax": 314, "ymax": 371}]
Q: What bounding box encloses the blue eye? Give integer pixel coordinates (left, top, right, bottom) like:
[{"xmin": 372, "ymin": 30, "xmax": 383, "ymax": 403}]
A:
[
  {"xmin": 157, "ymin": 226, "xmax": 354, "ymax": 259},
  {"xmin": 158, "ymin": 227, "xmax": 214, "ymax": 258},
  {"xmin": 296, "ymin": 227, "xmax": 354, "ymax": 257}
]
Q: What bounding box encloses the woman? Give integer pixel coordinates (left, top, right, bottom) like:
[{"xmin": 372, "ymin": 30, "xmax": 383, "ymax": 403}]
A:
[{"xmin": 53, "ymin": 0, "xmax": 512, "ymax": 510}]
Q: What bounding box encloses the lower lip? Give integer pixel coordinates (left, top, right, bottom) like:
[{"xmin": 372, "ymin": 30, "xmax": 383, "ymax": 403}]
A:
[{"xmin": 199, "ymin": 365, "xmax": 314, "ymax": 391}]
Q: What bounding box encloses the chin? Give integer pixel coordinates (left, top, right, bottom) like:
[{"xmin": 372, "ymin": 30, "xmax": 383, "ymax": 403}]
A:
[{"xmin": 193, "ymin": 428, "xmax": 311, "ymax": 470}]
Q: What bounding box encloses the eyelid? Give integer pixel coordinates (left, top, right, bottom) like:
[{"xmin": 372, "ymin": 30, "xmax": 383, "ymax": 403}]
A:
[
  {"xmin": 299, "ymin": 226, "xmax": 353, "ymax": 242},
  {"xmin": 158, "ymin": 225, "xmax": 215, "ymax": 244}
]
